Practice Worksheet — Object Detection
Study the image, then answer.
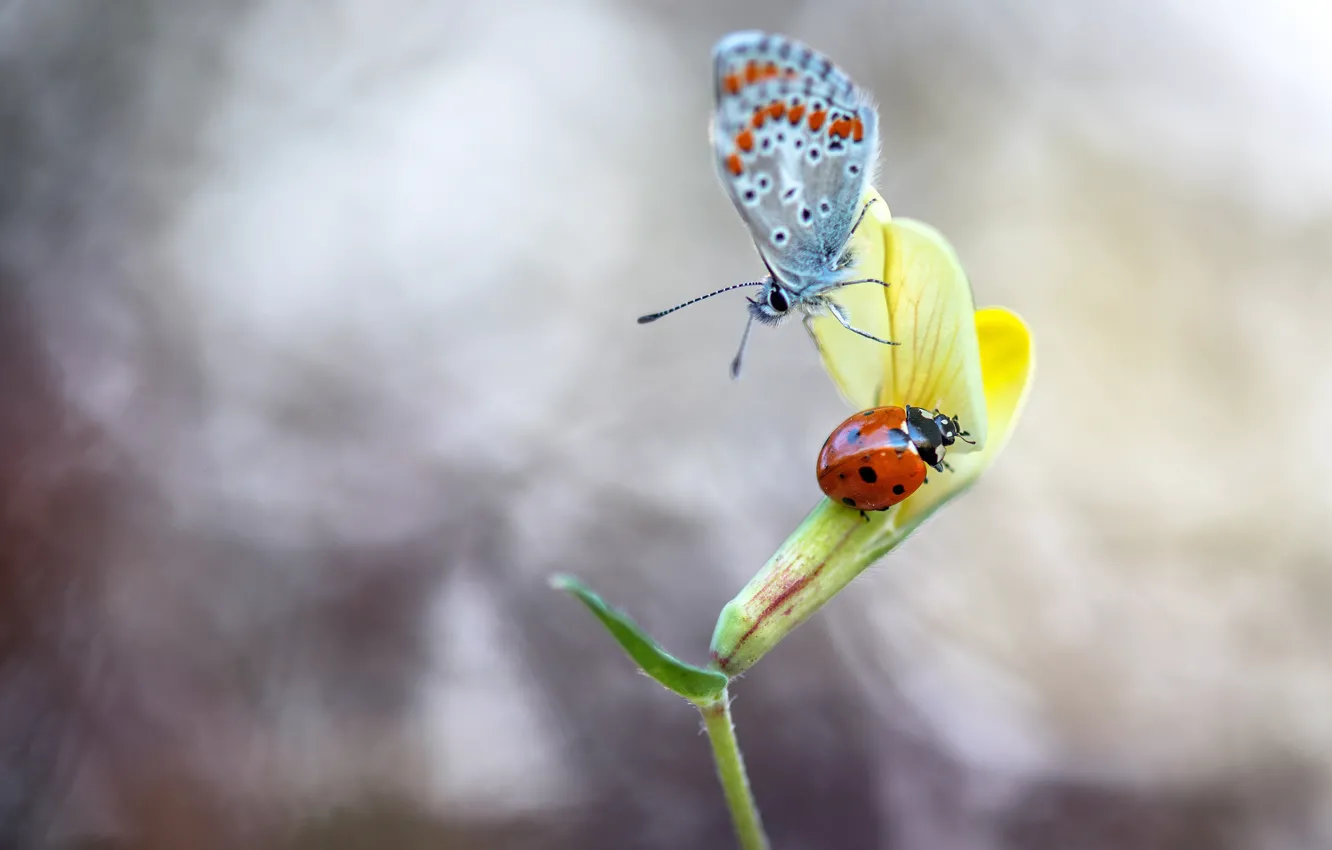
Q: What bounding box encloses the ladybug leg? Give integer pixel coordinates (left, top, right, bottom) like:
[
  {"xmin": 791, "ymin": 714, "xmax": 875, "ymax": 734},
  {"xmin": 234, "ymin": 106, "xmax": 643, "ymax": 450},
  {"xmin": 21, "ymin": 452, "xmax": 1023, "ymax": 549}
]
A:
[
  {"xmin": 860, "ymin": 510, "xmax": 870, "ymax": 522},
  {"xmin": 942, "ymin": 461, "xmax": 955, "ymax": 473}
]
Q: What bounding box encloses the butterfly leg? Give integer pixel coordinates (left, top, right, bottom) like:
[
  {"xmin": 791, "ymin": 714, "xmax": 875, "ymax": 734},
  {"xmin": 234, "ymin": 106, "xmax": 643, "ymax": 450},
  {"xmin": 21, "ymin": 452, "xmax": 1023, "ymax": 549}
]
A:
[
  {"xmin": 836, "ymin": 277, "xmax": 890, "ymax": 289},
  {"xmin": 801, "ymin": 315, "xmax": 826, "ymax": 355},
  {"xmin": 729, "ymin": 314, "xmax": 756, "ymax": 380},
  {"xmin": 849, "ymin": 198, "xmax": 879, "ymax": 237},
  {"xmin": 827, "ymin": 301, "xmax": 900, "ymax": 346}
]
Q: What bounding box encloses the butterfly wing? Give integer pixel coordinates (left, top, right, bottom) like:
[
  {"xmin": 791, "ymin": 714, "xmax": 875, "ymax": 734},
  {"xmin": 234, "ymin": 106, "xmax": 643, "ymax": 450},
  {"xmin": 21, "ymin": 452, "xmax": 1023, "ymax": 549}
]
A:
[{"xmin": 711, "ymin": 32, "xmax": 881, "ymax": 288}]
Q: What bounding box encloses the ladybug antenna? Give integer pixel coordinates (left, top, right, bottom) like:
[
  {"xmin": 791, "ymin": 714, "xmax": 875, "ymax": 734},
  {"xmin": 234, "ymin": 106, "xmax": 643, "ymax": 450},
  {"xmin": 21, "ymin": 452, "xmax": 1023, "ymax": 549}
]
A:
[
  {"xmin": 637, "ymin": 281, "xmax": 767, "ymax": 324},
  {"xmin": 729, "ymin": 313, "xmax": 756, "ymax": 379},
  {"xmin": 941, "ymin": 411, "xmax": 976, "ymax": 445},
  {"xmin": 955, "ymin": 417, "xmax": 976, "ymax": 445}
]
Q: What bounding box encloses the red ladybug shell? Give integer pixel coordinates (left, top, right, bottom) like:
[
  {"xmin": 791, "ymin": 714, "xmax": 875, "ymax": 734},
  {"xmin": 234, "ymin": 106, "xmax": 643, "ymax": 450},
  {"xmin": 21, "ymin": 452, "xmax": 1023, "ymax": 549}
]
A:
[{"xmin": 816, "ymin": 407, "xmax": 928, "ymax": 512}]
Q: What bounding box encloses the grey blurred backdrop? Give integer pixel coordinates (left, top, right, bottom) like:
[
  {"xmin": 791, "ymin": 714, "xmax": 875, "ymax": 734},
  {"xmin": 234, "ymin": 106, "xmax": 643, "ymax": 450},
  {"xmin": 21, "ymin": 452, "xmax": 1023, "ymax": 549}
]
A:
[{"xmin": 2, "ymin": 1, "xmax": 1331, "ymax": 848}]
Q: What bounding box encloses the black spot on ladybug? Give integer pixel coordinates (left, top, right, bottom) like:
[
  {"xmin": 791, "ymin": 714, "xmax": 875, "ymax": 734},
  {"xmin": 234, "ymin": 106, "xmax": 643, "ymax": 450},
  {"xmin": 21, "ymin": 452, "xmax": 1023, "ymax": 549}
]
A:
[
  {"xmin": 838, "ymin": 473, "xmax": 846, "ymax": 480},
  {"xmin": 858, "ymin": 466, "xmax": 877, "ymax": 483},
  {"xmin": 842, "ymin": 497, "xmax": 856, "ymax": 507},
  {"xmin": 891, "ymin": 484, "xmax": 906, "ymax": 495}
]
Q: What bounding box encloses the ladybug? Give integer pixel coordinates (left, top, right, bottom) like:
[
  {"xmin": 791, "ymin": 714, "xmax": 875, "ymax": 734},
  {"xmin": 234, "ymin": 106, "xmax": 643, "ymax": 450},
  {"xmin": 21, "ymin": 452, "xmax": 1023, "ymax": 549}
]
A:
[{"xmin": 816, "ymin": 406, "xmax": 974, "ymax": 513}]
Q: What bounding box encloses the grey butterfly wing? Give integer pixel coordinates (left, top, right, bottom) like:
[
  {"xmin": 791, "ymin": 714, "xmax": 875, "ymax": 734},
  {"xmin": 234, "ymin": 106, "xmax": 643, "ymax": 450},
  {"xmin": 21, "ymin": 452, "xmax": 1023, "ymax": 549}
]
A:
[{"xmin": 710, "ymin": 32, "xmax": 881, "ymax": 290}]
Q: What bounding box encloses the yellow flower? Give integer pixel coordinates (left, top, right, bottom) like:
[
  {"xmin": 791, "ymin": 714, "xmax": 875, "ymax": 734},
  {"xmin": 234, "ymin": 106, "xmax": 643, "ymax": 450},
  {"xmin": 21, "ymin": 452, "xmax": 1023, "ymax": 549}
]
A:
[{"xmin": 710, "ymin": 189, "xmax": 1035, "ymax": 676}]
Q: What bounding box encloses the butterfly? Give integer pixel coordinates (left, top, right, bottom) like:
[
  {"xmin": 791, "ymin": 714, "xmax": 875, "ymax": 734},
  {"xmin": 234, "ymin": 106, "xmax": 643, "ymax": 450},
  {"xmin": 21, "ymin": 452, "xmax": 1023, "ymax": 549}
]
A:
[{"xmin": 638, "ymin": 31, "xmax": 897, "ymax": 377}]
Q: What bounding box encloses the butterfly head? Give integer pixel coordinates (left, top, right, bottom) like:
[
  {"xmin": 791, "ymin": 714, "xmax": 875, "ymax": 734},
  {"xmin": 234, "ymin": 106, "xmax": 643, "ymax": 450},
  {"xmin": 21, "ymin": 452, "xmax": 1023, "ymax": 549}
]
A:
[{"xmin": 746, "ymin": 278, "xmax": 798, "ymax": 326}]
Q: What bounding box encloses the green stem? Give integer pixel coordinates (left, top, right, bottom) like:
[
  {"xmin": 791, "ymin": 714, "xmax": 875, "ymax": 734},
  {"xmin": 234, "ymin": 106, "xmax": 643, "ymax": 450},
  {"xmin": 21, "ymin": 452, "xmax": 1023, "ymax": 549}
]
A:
[{"xmin": 698, "ymin": 687, "xmax": 768, "ymax": 850}]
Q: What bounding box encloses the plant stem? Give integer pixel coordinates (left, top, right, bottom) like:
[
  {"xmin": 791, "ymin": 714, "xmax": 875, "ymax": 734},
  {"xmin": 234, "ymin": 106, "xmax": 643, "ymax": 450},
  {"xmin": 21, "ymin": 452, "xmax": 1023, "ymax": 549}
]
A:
[{"xmin": 698, "ymin": 687, "xmax": 768, "ymax": 850}]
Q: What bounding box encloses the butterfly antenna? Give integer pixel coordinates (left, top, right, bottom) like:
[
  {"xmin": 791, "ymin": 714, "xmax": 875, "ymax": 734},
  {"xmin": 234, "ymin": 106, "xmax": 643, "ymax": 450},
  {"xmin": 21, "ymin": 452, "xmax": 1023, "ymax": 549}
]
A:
[
  {"xmin": 637, "ymin": 282, "xmax": 766, "ymax": 324},
  {"xmin": 729, "ymin": 313, "xmax": 756, "ymax": 379}
]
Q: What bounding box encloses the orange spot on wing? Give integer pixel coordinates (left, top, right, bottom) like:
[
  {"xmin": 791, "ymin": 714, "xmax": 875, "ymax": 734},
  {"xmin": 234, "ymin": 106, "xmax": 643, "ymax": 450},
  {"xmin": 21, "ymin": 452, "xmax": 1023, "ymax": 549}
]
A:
[
  {"xmin": 787, "ymin": 103, "xmax": 806, "ymax": 124},
  {"xmin": 724, "ymin": 73, "xmax": 741, "ymax": 95},
  {"xmin": 808, "ymin": 109, "xmax": 827, "ymax": 132},
  {"xmin": 735, "ymin": 129, "xmax": 755, "ymax": 152},
  {"xmin": 725, "ymin": 153, "xmax": 743, "ymax": 176},
  {"xmin": 744, "ymin": 60, "xmax": 759, "ymax": 84},
  {"xmin": 852, "ymin": 116, "xmax": 865, "ymax": 142},
  {"xmin": 829, "ymin": 118, "xmax": 853, "ymax": 139},
  {"xmin": 763, "ymin": 61, "xmax": 778, "ymax": 80},
  {"xmin": 768, "ymin": 102, "xmax": 786, "ymax": 120},
  {"xmin": 751, "ymin": 107, "xmax": 767, "ymax": 128}
]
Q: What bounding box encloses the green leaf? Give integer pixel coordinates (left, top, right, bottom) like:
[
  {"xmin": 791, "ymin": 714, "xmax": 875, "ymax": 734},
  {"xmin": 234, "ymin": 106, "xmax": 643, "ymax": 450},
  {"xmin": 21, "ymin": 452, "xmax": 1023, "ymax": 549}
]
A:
[{"xmin": 551, "ymin": 574, "xmax": 728, "ymax": 703}]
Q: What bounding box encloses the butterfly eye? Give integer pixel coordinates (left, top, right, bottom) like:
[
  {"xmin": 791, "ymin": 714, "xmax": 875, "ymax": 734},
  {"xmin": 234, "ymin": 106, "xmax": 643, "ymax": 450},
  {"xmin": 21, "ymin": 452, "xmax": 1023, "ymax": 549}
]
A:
[{"xmin": 768, "ymin": 288, "xmax": 789, "ymax": 313}]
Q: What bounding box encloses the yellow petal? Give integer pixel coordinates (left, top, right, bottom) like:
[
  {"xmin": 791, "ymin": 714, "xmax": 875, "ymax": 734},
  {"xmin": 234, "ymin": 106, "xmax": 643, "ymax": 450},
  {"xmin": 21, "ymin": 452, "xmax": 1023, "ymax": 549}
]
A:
[
  {"xmin": 886, "ymin": 306, "xmax": 1033, "ymax": 534},
  {"xmin": 711, "ymin": 306, "xmax": 1034, "ymax": 676},
  {"xmin": 811, "ymin": 215, "xmax": 987, "ymax": 453}
]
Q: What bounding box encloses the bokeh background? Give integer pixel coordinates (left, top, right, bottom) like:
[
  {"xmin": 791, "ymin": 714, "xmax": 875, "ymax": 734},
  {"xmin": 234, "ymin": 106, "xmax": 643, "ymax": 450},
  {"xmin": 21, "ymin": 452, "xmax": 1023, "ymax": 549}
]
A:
[{"xmin": 3, "ymin": 1, "xmax": 1331, "ymax": 847}]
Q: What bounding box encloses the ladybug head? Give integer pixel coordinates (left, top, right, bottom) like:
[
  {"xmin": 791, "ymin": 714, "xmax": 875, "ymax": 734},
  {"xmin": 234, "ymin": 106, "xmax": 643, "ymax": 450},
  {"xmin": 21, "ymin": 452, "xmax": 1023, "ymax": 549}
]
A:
[{"xmin": 934, "ymin": 412, "xmax": 975, "ymax": 447}]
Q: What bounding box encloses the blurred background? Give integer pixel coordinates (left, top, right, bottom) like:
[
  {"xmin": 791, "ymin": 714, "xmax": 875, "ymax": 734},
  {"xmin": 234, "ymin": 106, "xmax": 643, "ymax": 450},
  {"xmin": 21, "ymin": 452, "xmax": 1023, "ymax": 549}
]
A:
[{"xmin": 2, "ymin": 0, "xmax": 1331, "ymax": 847}]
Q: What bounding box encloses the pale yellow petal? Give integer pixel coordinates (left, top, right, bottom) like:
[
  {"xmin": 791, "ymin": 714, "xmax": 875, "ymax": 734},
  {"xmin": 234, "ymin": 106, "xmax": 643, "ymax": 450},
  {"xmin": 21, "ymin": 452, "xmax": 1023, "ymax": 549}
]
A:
[
  {"xmin": 811, "ymin": 216, "xmax": 987, "ymax": 453},
  {"xmin": 807, "ymin": 188, "xmax": 890, "ymax": 411}
]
